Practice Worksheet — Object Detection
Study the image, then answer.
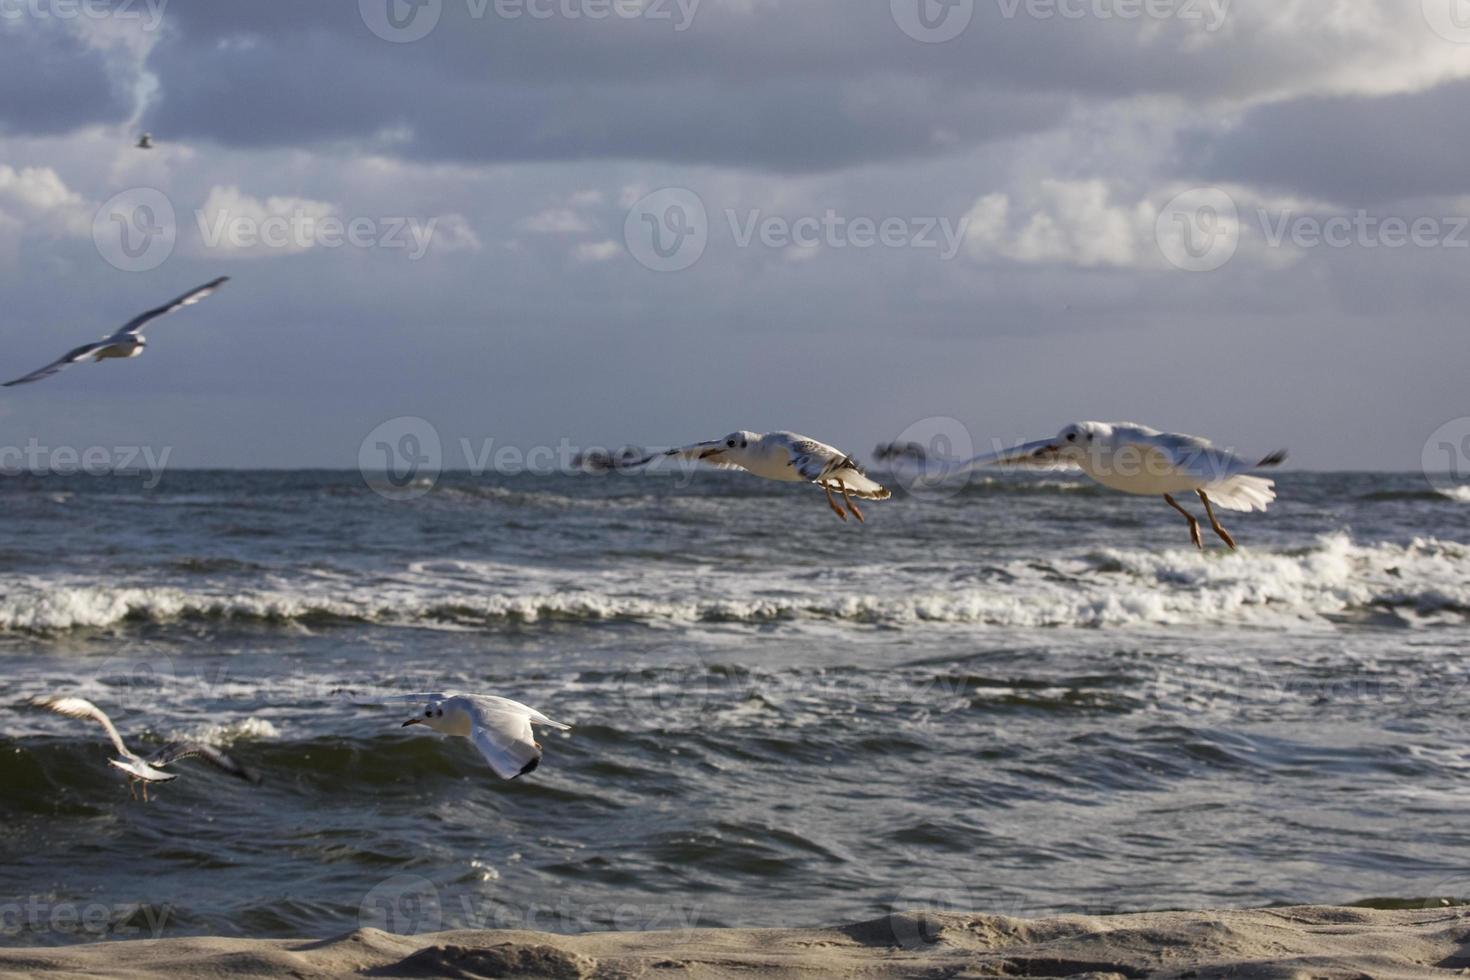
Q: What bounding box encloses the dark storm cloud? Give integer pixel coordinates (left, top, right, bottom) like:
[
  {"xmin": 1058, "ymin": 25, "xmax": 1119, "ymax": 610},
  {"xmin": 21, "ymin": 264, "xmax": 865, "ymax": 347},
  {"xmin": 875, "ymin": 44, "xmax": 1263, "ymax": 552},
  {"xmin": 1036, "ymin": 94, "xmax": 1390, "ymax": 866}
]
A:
[
  {"xmin": 133, "ymin": 0, "xmax": 1311, "ymax": 172},
  {"xmin": 1190, "ymin": 78, "xmax": 1470, "ymax": 205},
  {"xmin": 0, "ymin": 19, "xmax": 133, "ymax": 134}
]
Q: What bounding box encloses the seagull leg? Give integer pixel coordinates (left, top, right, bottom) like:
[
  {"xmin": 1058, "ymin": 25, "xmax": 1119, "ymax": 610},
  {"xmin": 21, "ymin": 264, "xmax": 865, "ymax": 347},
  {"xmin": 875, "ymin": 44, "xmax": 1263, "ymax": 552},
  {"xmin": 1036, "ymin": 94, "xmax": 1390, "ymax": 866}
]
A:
[
  {"xmin": 837, "ymin": 479, "xmax": 865, "ymax": 524},
  {"xmin": 822, "ymin": 483, "xmax": 849, "ymax": 521},
  {"xmin": 1196, "ymin": 490, "xmax": 1237, "ymax": 551},
  {"xmin": 128, "ymin": 778, "xmax": 137, "ymax": 801},
  {"xmin": 141, "ymin": 781, "xmax": 149, "ymax": 803},
  {"xmin": 1163, "ymin": 493, "xmax": 1204, "ymax": 550}
]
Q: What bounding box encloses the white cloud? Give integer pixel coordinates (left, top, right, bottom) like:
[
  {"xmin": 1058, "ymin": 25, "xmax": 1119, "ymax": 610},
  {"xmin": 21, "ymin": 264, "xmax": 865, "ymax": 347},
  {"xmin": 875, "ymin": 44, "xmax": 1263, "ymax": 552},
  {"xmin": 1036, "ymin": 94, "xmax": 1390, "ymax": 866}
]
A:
[
  {"xmin": 574, "ymin": 240, "xmax": 621, "ymax": 263},
  {"xmin": 519, "ymin": 207, "xmax": 593, "ymax": 235}
]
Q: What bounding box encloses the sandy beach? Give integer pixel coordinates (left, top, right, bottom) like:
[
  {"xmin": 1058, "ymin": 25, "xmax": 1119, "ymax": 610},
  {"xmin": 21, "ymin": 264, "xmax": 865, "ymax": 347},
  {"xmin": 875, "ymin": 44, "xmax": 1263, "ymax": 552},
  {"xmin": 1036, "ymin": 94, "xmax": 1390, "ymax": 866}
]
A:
[{"xmin": 2, "ymin": 905, "xmax": 1466, "ymax": 979}]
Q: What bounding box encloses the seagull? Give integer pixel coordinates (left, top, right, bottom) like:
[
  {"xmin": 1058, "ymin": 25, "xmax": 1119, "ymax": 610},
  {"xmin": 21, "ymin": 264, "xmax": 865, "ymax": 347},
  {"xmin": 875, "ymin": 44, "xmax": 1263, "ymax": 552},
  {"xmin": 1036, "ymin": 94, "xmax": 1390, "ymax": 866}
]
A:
[
  {"xmin": 4, "ymin": 277, "xmax": 229, "ymax": 387},
  {"xmin": 879, "ymin": 421, "xmax": 1285, "ymax": 550},
  {"xmin": 135, "ymin": 133, "xmax": 153, "ymax": 150},
  {"xmin": 32, "ymin": 696, "xmax": 262, "ymax": 801},
  {"xmin": 350, "ymin": 692, "xmax": 570, "ymax": 780},
  {"xmin": 616, "ymin": 430, "xmax": 891, "ymax": 522}
]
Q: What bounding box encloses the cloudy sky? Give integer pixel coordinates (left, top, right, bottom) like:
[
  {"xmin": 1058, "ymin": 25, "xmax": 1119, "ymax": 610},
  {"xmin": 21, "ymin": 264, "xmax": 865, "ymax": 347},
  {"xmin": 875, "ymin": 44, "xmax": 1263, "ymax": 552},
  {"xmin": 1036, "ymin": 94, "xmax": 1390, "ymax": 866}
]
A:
[{"xmin": 0, "ymin": 0, "xmax": 1466, "ymax": 469}]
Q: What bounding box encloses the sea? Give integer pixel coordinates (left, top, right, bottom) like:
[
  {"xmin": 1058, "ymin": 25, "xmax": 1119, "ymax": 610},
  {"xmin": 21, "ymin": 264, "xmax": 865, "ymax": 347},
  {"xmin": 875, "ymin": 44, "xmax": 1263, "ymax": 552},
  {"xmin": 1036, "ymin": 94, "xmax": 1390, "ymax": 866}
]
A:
[{"xmin": 2, "ymin": 468, "xmax": 1469, "ymax": 945}]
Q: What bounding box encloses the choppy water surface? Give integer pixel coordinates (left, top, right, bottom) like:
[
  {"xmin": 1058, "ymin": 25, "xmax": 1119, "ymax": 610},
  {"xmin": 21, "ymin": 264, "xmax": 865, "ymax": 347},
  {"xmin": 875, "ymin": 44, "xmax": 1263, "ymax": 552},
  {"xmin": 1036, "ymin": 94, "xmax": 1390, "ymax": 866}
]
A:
[{"xmin": 2, "ymin": 469, "xmax": 1469, "ymax": 945}]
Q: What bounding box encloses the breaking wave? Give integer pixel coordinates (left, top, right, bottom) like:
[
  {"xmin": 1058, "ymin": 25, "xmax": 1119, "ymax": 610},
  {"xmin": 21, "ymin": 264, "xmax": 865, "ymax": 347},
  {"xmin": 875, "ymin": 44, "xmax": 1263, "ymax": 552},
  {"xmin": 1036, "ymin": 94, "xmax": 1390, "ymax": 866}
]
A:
[{"xmin": 1, "ymin": 534, "xmax": 1465, "ymax": 634}]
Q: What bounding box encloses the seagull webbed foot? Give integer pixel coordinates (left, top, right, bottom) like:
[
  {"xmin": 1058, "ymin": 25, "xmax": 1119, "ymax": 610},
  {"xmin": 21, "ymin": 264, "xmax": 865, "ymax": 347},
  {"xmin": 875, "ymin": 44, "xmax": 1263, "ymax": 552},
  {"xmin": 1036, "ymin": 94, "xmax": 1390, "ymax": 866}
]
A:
[
  {"xmin": 1197, "ymin": 489, "xmax": 1237, "ymax": 551},
  {"xmin": 837, "ymin": 480, "xmax": 865, "ymax": 523},
  {"xmin": 823, "ymin": 484, "xmax": 848, "ymax": 522}
]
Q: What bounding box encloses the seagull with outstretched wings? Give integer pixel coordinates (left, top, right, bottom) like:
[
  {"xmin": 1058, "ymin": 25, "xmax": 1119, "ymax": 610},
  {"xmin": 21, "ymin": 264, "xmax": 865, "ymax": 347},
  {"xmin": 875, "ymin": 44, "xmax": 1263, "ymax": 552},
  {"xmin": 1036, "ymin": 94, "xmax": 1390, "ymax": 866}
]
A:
[
  {"xmin": 347, "ymin": 691, "xmax": 570, "ymax": 780},
  {"xmin": 32, "ymin": 695, "xmax": 262, "ymax": 801},
  {"xmin": 612, "ymin": 430, "xmax": 891, "ymax": 523},
  {"xmin": 5, "ymin": 277, "xmax": 229, "ymax": 387},
  {"xmin": 879, "ymin": 420, "xmax": 1285, "ymax": 550}
]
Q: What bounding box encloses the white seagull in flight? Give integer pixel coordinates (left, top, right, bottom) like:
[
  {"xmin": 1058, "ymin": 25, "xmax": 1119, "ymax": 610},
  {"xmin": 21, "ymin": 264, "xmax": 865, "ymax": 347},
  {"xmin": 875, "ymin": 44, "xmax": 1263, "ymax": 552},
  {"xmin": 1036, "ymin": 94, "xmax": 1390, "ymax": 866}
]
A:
[
  {"xmin": 33, "ymin": 696, "xmax": 262, "ymax": 801},
  {"xmin": 881, "ymin": 421, "xmax": 1285, "ymax": 550},
  {"xmin": 618, "ymin": 430, "xmax": 891, "ymax": 522},
  {"xmin": 352, "ymin": 692, "xmax": 570, "ymax": 780},
  {"xmin": 4, "ymin": 277, "xmax": 229, "ymax": 387}
]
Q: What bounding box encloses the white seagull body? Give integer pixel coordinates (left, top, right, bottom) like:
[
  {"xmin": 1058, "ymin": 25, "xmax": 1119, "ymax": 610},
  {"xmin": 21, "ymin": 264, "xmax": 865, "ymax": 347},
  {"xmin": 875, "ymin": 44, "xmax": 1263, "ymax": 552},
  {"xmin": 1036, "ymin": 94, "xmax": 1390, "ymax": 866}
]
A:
[
  {"xmin": 33, "ymin": 695, "xmax": 261, "ymax": 801},
  {"xmin": 4, "ymin": 277, "xmax": 229, "ymax": 387},
  {"xmin": 881, "ymin": 421, "xmax": 1285, "ymax": 549},
  {"xmin": 622, "ymin": 430, "xmax": 891, "ymax": 522},
  {"xmin": 354, "ymin": 692, "xmax": 570, "ymax": 780}
]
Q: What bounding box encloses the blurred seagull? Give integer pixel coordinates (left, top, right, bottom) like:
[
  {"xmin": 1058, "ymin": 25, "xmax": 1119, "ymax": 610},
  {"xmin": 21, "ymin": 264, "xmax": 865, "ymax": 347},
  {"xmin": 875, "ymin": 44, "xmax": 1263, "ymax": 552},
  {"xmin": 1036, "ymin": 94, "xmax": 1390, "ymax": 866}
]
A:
[
  {"xmin": 135, "ymin": 133, "xmax": 154, "ymax": 149},
  {"xmin": 618, "ymin": 430, "xmax": 891, "ymax": 522},
  {"xmin": 33, "ymin": 696, "xmax": 262, "ymax": 801},
  {"xmin": 350, "ymin": 692, "xmax": 570, "ymax": 780},
  {"xmin": 880, "ymin": 421, "xmax": 1285, "ymax": 550},
  {"xmin": 4, "ymin": 276, "xmax": 229, "ymax": 387}
]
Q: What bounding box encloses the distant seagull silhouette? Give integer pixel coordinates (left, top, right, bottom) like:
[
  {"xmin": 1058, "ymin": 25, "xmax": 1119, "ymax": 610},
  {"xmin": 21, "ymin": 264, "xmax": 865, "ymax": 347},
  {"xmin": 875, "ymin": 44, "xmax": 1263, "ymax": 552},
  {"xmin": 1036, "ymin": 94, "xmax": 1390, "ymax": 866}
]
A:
[
  {"xmin": 135, "ymin": 133, "xmax": 153, "ymax": 149},
  {"xmin": 4, "ymin": 277, "xmax": 228, "ymax": 387},
  {"xmin": 347, "ymin": 692, "xmax": 570, "ymax": 780},
  {"xmin": 617, "ymin": 430, "xmax": 891, "ymax": 522},
  {"xmin": 33, "ymin": 696, "xmax": 262, "ymax": 801},
  {"xmin": 879, "ymin": 420, "xmax": 1285, "ymax": 550}
]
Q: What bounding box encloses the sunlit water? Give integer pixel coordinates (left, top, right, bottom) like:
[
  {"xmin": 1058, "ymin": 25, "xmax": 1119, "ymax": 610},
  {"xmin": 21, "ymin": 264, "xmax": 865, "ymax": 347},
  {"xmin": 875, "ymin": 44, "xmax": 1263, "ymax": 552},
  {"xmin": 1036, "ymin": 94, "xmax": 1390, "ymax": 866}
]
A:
[{"xmin": 2, "ymin": 469, "xmax": 1469, "ymax": 945}]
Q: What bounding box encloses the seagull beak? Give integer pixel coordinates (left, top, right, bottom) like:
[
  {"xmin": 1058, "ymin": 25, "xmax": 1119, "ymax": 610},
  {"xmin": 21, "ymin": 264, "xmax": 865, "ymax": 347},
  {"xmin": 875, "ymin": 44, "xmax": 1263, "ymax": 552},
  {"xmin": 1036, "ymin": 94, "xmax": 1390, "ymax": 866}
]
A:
[
  {"xmin": 402, "ymin": 717, "xmax": 422, "ymax": 727},
  {"xmin": 699, "ymin": 448, "xmax": 723, "ymax": 459}
]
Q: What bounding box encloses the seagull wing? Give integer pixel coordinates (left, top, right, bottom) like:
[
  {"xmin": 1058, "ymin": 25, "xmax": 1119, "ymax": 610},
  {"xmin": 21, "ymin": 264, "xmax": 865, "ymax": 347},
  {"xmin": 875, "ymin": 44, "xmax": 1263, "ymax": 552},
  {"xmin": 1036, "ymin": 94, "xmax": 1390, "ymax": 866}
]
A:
[
  {"xmin": 148, "ymin": 742, "xmax": 263, "ymax": 784},
  {"xmin": 776, "ymin": 434, "xmax": 890, "ymax": 498},
  {"xmin": 3, "ymin": 341, "xmax": 111, "ymax": 387},
  {"xmin": 464, "ymin": 694, "xmax": 570, "ymax": 731},
  {"xmin": 877, "ymin": 437, "xmax": 1078, "ymax": 483},
  {"xmin": 33, "ymin": 696, "xmax": 131, "ymax": 758},
  {"xmin": 339, "ymin": 690, "xmax": 458, "ymax": 706},
  {"xmin": 1119, "ymin": 428, "xmax": 1275, "ymax": 483},
  {"xmin": 109, "ymin": 276, "xmax": 230, "ymax": 340},
  {"xmin": 466, "ymin": 705, "xmax": 547, "ymax": 780},
  {"xmin": 614, "ymin": 439, "xmax": 744, "ymax": 471}
]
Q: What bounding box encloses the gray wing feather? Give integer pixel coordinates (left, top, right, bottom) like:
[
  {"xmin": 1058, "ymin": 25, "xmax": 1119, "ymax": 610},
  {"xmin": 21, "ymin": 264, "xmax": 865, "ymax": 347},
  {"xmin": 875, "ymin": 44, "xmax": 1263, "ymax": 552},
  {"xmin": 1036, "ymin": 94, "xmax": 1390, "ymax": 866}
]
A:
[
  {"xmin": 111, "ymin": 277, "xmax": 229, "ymax": 339},
  {"xmin": 148, "ymin": 742, "xmax": 262, "ymax": 784}
]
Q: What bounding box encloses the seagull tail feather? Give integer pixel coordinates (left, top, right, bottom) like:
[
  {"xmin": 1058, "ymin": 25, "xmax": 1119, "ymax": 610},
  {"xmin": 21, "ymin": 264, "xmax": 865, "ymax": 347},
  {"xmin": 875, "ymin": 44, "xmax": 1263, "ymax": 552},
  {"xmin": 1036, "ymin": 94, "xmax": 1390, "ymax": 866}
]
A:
[{"xmin": 1204, "ymin": 474, "xmax": 1276, "ymax": 513}]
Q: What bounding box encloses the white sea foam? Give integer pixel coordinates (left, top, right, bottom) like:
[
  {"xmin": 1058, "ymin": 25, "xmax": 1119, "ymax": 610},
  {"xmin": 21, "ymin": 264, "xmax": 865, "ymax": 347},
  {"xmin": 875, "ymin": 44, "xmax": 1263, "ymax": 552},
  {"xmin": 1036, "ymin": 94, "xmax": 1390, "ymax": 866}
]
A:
[{"xmin": 1, "ymin": 534, "xmax": 1465, "ymax": 633}]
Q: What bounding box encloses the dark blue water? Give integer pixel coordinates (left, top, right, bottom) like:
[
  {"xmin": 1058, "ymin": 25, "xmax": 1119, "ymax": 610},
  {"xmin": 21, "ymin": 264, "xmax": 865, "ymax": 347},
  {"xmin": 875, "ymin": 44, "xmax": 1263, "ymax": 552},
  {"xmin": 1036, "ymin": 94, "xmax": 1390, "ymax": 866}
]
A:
[{"xmin": 2, "ymin": 469, "xmax": 1469, "ymax": 945}]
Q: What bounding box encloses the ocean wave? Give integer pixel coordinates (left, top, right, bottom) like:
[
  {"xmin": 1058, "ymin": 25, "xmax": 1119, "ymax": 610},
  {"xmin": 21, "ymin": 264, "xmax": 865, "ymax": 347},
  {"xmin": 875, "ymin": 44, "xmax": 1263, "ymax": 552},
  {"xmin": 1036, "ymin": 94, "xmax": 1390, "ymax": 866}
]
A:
[
  {"xmin": 1, "ymin": 535, "xmax": 1466, "ymax": 633},
  {"xmin": 1361, "ymin": 487, "xmax": 1470, "ymax": 503}
]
